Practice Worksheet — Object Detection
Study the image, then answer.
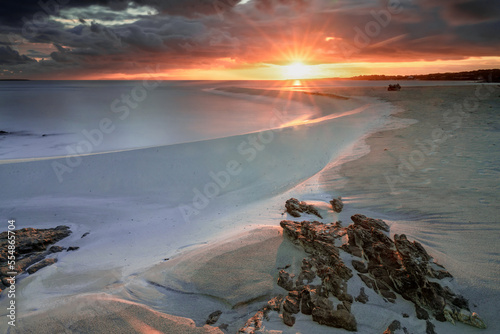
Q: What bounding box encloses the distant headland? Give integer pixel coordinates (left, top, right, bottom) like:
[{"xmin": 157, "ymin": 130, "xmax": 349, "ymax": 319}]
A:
[{"xmin": 346, "ymin": 69, "xmax": 500, "ymax": 82}]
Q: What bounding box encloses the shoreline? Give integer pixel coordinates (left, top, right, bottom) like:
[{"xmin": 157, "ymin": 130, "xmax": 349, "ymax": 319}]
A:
[{"xmin": 0, "ymin": 84, "xmax": 498, "ymax": 333}]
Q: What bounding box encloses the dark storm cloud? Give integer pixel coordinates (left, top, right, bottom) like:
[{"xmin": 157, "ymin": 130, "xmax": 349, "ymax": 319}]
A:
[
  {"xmin": 1, "ymin": 0, "xmax": 499, "ymax": 78},
  {"xmin": 0, "ymin": 46, "xmax": 36, "ymax": 64}
]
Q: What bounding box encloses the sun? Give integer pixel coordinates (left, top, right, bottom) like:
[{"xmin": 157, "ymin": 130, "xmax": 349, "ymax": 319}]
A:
[{"xmin": 282, "ymin": 62, "xmax": 314, "ymax": 79}]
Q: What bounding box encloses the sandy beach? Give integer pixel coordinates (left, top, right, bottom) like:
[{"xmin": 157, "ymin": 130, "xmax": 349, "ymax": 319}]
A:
[{"xmin": 1, "ymin": 82, "xmax": 499, "ymax": 333}]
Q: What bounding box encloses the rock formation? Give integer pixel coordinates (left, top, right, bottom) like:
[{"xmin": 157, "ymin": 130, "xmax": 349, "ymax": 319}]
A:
[
  {"xmin": 237, "ymin": 198, "xmax": 487, "ymax": 332},
  {"xmin": 285, "ymin": 198, "xmax": 323, "ymax": 218},
  {"xmin": 0, "ymin": 225, "xmax": 72, "ymax": 293}
]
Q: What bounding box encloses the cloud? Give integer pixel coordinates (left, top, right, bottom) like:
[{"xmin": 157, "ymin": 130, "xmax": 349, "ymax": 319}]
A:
[
  {"xmin": 0, "ymin": 46, "xmax": 36, "ymax": 65},
  {"xmin": 1, "ymin": 0, "xmax": 500, "ymax": 78}
]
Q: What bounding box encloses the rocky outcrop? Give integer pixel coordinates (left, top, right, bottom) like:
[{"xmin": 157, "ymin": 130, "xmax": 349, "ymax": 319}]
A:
[
  {"xmin": 285, "ymin": 198, "xmax": 323, "ymax": 218},
  {"xmin": 0, "ymin": 226, "xmax": 72, "ymax": 293},
  {"xmin": 238, "ymin": 199, "xmax": 486, "ymax": 332},
  {"xmin": 343, "ymin": 214, "xmax": 486, "ymax": 329}
]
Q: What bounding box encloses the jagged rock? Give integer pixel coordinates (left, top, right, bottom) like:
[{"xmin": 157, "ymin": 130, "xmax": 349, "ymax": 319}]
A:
[
  {"xmin": 238, "ymin": 310, "xmax": 264, "ymax": 333},
  {"xmin": 425, "ymin": 320, "xmax": 437, "ymax": 334},
  {"xmin": 312, "ymin": 308, "xmax": 357, "ymax": 331},
  {"xmin": 352, "ymin": 260, "xmax": 368, "ymax": 273},
  {"xmin": 355, "ymin": 287, "xmax": 369, "ymax": 304},
  {"xmin": 330, "ymin": 197, "xmax": 344, "ymax": 213},
  {"xmin": 342, "ymin": 214, "xmax": 486, "ymax": 329},
  {"xmin": 277, "ymin": 270, "xmax": 294, "ymax": 291},
  {"xmin": 285, "ymin": 198, "xmax": 323, "ymax": 218},
  {"xmin": 300, "ymin": 287, "xmax": 314, "ymax": 315},
  {"xmin": 27, "ymin": 258, "xmax": 57, "ymax": 274},
  {"xmin": 416, "ymin": 305, "xmax": 429, "ymax": 320},
  {"xmin": 205, "ymin": 310, "xmax": 222, "ymax": 325},
  {"xmin": 283, "ymin": 291, "xmax": 300, "ymax": 314},
  {"xmin": 279, "ymin": 210, "xmax": 486, "ymax": 331},
  {"xmin": 0, "ymin": 226, "xmax": 71, "ymax": 261},
  {"xmin": 351, "ymin": 214, "xmax": 390, "ymax": 232},
  {"xmin": 0, "ymin": 226, "xmax": 71, "ymax": 292},
  {"xmin": 383, "ymin": 320, "xmax": 401, "ymax": 334},
  {"xmin": 266, "ymin": 295, "xmax": 284, "ymax": 312},
  {"xmin": 282, "ymin": 311, "xmax": 295, "ymax": 327}
]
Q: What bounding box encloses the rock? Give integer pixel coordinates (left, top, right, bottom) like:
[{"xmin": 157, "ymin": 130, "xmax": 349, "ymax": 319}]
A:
[
  {"xmin": 279, "ymin": 210, "xmax": 486, "ymax": 331},
  {"xmin": 0, "ymin": 225, "xmax": 71, "ymax": 292},
  {"xmin": 27, "ymin": 258, "xmax": 57, "ymax": 274},
  {"xmin": 266, "ymin": 295, "xmax": 284, "ymax": 311},
  {"xmin": 355, "ymin": 287, "xmax": 369, "ymax": 304},
  {"xmin": 218, "ymin": 323, "xmax": 228, "ymax": 331},
  {"xmin": 312, "ymin": 308, "xmax": 357, "ymax": 332},
  {"xmin": 402, "ymin": 313, "xmax": 409, "ymax": 318},
  {"xmin": 330, "ymin": 197, "xmax": 344, "ymax": 213},
  {"xmin": 425, "ymin": 320, "xmax": 437, "ymax": 334},
  {"xmin": 416, "ymin": 305, "xmax": 429, "ymax": 320},
  {"xmin": 67, "ymin": 246, "xmax": 80, "ymax": 252},
  {"xmin": 352, "ymin": 260, "xmax": 368, "ymax": 273},
  {"xmin": 342, "ymin": 301, "xmax": 352, "ymax": 313},
  {"xmin": 81, "ymin": 232, "xmax": 90, "ymax": 238},
  {"xmin": 283, "ymin": 291, "xmax": 300, "ymax": 314},
  {"xmin": 351, "ymin": 214, "xmax": 390, "ymax": 232},
  {"xmin": 277, "ymin": 270, "xmax": 294, "ymax": 291},
  {"xmin": 238, "ymin": 310, "xmax": 264, "ymax": 333},
  {"xmin": 282, "ymin": 311, "xmax": 295, "ymax": 327},
  {"xmin": 383, "ymin": 320, "xmax": 401, "ymax": 334},
  {"xmin": 285, "ymin": 198, "xmax": 323, "ymax": 219},
  {"xmin": 300, "ymin": 287, "xmax": 314, "ymax": 315},
  {"xmin": 48, "ymin": 246, "xmax": 65, "ymax": 253},
  {"xmin": 205, "ymin": 310, "xmax": 222, "ymax": 325}
]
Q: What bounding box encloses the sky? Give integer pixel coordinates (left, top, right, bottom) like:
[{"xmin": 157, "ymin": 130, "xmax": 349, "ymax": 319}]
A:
[{"xmin": 0, "ymin": 0, "xmax": 499, "ymax": 80}]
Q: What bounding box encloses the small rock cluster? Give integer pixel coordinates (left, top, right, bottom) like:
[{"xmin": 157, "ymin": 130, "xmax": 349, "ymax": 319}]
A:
[
  {"xmin": 238, "ymin": 198, "xmax": 486, "ymax": 333},
  {"xmin": 0, "ymin": 225, "xmax": 72, "ymax": 292}
]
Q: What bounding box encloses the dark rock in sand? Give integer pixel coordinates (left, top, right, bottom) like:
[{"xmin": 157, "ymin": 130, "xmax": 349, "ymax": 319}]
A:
[
  {"xmin": 266, "ymin": 295, "xmax": 284, "ymax": 311},
  {"xmin": 330, "ymin": 197, "xmax": 344, "ymax": 213},
  {"xmin": 351, "ymin": 214, "xmax": 390, "ymax": 232},
  {"xmin": 205, "ymin": 310, "xmax": 222, "ymax": 325},
  {"xmin": 67, "ymin": 246, "xmax": 79, "ymax": 252},
  {"xmin": 237, "ymin": 310, "xmax": 264, "ymax": 333},
  {"xmin": 0, "ymin": 225, "xmax": 71, "ymax": 292},
  {"xmin": 383, "ymin": 320, "xmax": 401, "ymax": 334},
  {"xmin": 426, "ymin": 320, "xmax": 437, "ymax": 334},
  {"xmin": 355, "ymin": 287, "xmax": 369, "ymax": 304},
  {"xmin": 300, "ymin": 287, "xmax": 314, "ymax": 315},
  {"xmin": 81, "ymin": 232, "xmax": 90, "ymax": 238},
  {"xmin": 285, "ymin": 198, "xmax": 323, "ymax": 218},
  {"xmin": 352, "ymin": 260, "xmax": 368, "ymax": 273},
  {"xmin": 312, "ymin": 307, "xmax": 357, "ymax": 332},
  {"xmin": 283, "ymin": 291, "xmax": 300, "ymax": 314},
  {"xmin": 48, "ymin": 246, "xmax": 65, "ymax": 253},
  {"xmin": 282, "ymin": 311, "xmax": 296, "ymax": 327},
  {"xmin": 27, "ymin": 258, "xmax": 57, "ymax": 274},
  {"xmin": 416, "ymin": 305, "xmax": 429, "ymax": 320},
  {"xmin": 277, "ymin": 270, "xmax": 294, "ymax": 291}
]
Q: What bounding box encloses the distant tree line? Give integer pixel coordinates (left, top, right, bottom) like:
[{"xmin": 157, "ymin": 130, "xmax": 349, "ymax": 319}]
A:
[{"xmin": 349, "ymin": 69, "xmax": 500, "ymax": 82}]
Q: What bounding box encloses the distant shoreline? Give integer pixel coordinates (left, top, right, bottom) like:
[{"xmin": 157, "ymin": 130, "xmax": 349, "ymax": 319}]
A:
[{"xmin": 0, "ymin": 79, "xmax": 30, "ymax": 81}]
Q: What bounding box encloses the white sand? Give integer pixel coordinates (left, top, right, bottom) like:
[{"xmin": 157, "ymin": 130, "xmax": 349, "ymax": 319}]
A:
[{"xmin": 1, "ymin": 83, "xmax": 498, "ymax": 333}]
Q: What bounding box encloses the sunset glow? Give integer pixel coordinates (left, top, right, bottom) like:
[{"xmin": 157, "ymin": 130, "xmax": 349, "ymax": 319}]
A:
[{"xmin": 1, "ymin": 1, "xmax": 498, "ymax": 80}]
